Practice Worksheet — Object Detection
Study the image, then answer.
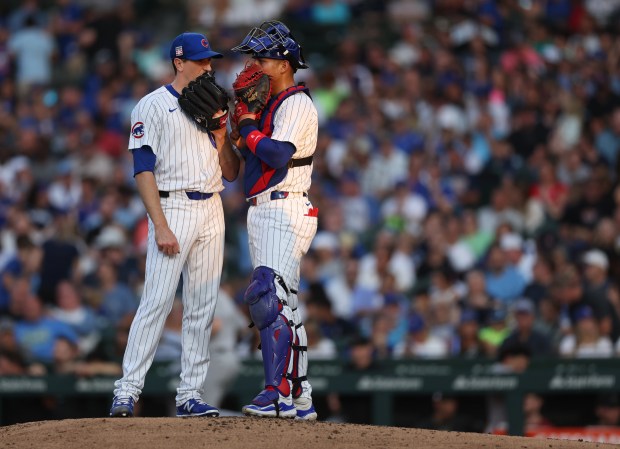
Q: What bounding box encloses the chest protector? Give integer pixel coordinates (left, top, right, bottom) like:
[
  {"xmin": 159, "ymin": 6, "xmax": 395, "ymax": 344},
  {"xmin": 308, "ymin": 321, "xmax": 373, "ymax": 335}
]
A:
[{"xmin": 243, "ymin": 85, "xmax": 312, "ymax": 197}]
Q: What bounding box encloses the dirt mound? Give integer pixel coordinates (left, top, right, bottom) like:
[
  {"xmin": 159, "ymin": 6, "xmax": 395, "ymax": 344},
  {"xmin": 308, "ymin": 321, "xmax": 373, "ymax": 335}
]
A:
[{"xmin": 0, "ymin": 417, "xmax": 614, "ymax": 449}]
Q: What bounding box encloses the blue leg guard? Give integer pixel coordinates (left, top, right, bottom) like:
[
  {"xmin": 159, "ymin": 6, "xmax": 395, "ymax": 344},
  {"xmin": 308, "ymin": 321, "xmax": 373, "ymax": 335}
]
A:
[
  {"xmin": 244, "ymin": 266, "xmax": 281, "ymax": 330},
  {"xmin": 244, "ymin": 267, "xmax": 293, "ymax": 400},
  {"xmin": 252, "ymin": 313, "xmax": 293, "ymax": 405}
]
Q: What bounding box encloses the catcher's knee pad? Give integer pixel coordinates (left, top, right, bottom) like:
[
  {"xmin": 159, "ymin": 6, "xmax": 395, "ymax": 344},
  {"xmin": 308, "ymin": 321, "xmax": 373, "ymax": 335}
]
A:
[
  {"xmin": 244, "ymin": 266, "xmax": 287, "ymax": 330},
  {"xmin": 260, "ymin": 313, "xmax": 293, "ymax": 394}
]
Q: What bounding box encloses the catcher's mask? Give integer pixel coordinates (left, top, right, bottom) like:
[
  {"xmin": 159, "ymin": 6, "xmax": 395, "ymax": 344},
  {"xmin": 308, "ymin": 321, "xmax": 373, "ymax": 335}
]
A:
[{"xmin": 232, "ymin": 20, "xmax": 308, "ymax": 70}]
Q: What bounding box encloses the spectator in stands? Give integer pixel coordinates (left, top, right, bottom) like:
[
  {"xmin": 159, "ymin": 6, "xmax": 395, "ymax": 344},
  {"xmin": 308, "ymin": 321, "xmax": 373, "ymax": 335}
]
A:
[
  {"xmin": 393, "ymin": 312, "xmax": 448, "ymax": 359},
  {"xmin": 336, "ymin": 171, "xmax": 375, "ymax": 236},
  {"xmin": 523, "ymin": 257, "xmax": 553, "ymax": 306},
  {"xmin": 380, "ymin": 180, "xmax": 428, "ymax": 237},
  {"xmin": 444, "ymin": 215, "xmax": 476, "ymax": 273},
  {"xmin": 484, "ymin": 245, "xmax": 527, "ymax": 305},
  {"xmin": 527, "ymin": 158, "xmax": 569, "ymax": 222},
  {"xmin": 594, "ymin": 393, "xmax": 620, "ymax": 427},
  {"xmin": 523, "ymin": 393, "xmax": 552, "ymax": 431},
  {"xmin": 479, "ymin": 307, "xmax": 510, "ymax": 358},
  {"xmin": 361, "ymin": 135, "xmax": 408, "ymax": 199},
  {"xmin": 462, "ymin": 270, "xmax": 493, "ymax": 324},
  {"xmin": 51, "ymin": 336, "xmax": 80, "ymax": 374},
  {"xmin": 459, "ymin": 210, "xmax": 494, "ymax": 264},
  {"xmin": 7, "ymin": 14, "xmax": 56, "ymax": 95},
  {"xmin": 500, "ymin": 232, "xmax": 536, "ymax": 284},
  {"xmin": 536, "ymin": 297, "xmax": 564, "ymax": 352},
  {"xmin": 37, "ymin": 211, "xmax": 80, "ymax": 305},
  {"xmin": 305, "ymin": 319, "xmax": 338, "ymax": 360},
  {"xmin": 477, "ymin": 188, "xmax": 525, "ymax": 234},
  {"xmin": 305, "ymin": 295, "xmax": 357, "ymax": 352},
  {"xmin": 324, "ymin": 257, "xmax": 359, "ymax": 320},
  {"xmin": 328, "ymin": 336, "xmax": 377, "ymax": 424},
  {"xmin": 450, "ymin": 308, "xmax": 484, "ymax": 358},
  {"xmin": 310, "ymin": 231, "xmax": 342, "ymax": 284},
  {"xmin": 50, "ymin": 280, "xmax": 99, "ymax": 355},
  {"xmin": 153, "ymin": 298, "xmax": 182, "ymax": 371},
  {"xmin": 416, "ymin": 392, "xmax": 483, "ymax": 432},
  {"xmin": 204, "ymin": 286, "xmax": 248, "ymax": 408},
  {"xmin": 428, "ymin": 279, "xmax": 460, "ymax": 345},
  {"xmin": 368, "ymin": 293, "xmax": 408, "ymax": 358},
  {"xmin": 0, "ymin": 235, "xmax": 42, "ymax": 313},
  {"xmin": 85, "ymin": 312, "xmax": 133, "ymax": 365},
  {"xmin": 486, "ymin": 342, "xmax": 533, "ymax": 433},
  {"xmin": 558, "ymin": 305, "xmax": 614, "ymax": 358},
  {"xmin": 554, "ymin": 263, "xmax": 619, "ymax": 343},
  {"xmin": 14, "ymin": 294, "xmax": 78, "ymax": 363},
  {"xmin": 582, "ymin": 249, "xmax": 620, "ymax": 342},
  {"xmin": 498, "ymin": 298, "xmax": 552, "ymax": 357},
  {"xmin": 84, "ymin": 260, "xmax": 137, "ymax": 327}
]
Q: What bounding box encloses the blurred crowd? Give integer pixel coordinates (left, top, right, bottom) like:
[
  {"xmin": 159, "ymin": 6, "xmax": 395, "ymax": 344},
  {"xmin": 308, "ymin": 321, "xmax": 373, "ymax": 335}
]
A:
[{"xmin": 1, "ymin": 0, "xmax": 620, "ymax": 410}]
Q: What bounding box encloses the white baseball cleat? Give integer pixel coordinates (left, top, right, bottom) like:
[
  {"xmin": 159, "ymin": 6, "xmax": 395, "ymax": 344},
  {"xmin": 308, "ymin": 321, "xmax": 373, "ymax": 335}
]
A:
[{"xmin": 294, "ymin": 397, "xmax": 318, "ymax": 421}]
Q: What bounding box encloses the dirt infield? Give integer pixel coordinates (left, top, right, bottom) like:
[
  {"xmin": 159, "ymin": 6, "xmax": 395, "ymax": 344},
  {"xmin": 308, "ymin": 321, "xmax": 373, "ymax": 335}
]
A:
[{"xmin": 0, "ymin": 417, "xmax": 616, "ymax": 449}]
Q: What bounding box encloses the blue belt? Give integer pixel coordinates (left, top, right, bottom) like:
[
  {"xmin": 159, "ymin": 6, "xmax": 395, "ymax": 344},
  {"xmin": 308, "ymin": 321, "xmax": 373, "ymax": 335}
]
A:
[
  {"xmin": 247, "ymin": 191, "xmax": 307, "ymax": 206},
  {"xmin": 159, "ymin": 190, "xmax": 213, "ymax": 200}
]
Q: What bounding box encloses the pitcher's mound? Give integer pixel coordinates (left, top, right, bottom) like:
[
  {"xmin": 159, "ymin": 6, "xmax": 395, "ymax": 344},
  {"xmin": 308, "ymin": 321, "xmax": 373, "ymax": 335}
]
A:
[{"xmin": 0, "ymin": 417, "xmax": 614, "ymax": 449}]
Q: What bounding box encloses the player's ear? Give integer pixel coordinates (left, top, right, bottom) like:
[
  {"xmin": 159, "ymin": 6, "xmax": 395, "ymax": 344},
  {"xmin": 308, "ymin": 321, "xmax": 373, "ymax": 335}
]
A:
[
  {"xmin": 174, "ymin": 57, "xmax": 185, "ymax": 73},
  {"xmin": 281, "ymin": 60, "xmax": 290, "ymax": 74}
]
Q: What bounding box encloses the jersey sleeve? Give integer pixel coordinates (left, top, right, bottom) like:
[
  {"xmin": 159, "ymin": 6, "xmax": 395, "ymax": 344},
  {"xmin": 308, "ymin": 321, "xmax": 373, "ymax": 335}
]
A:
[
  {"xmin": 128, "ymin": 98, "xmax": 162, "ymax": 156},
  {"xmin": 270, "ymin": 93, "xmax": 318, "ymax": 158}
]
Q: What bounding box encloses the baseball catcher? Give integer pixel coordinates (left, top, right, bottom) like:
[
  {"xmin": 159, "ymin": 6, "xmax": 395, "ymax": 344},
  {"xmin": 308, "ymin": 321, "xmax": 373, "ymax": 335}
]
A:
[
  {"xmin": 178, "ymin": 71, "xmax": 230, "ymax": 131},
  {"xmin": 231, "ymin": 20, "xmax": 318, "ymax": 421}
]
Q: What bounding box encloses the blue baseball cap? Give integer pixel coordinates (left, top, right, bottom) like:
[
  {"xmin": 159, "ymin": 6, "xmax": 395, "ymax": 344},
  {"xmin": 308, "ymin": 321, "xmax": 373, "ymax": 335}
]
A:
[
  {"xmin": 459, "ymin": 308, "xmax": 478, "ymax": 324},
  {"xmin": 408, "ymin": 313, "xmax": 425, "ymax": 333},
  {"xmin": 574, "ymin": 305, "xmax": 594, "ymax": 321},
  {"xmin": 169, "ymin": 32, "xmax": 222, "ymax": 61}
]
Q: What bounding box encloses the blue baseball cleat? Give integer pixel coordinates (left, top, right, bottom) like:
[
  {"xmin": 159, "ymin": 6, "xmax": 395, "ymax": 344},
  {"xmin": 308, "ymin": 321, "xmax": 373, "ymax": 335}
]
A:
[
  {"xmin": 110, "ymin": 396, "xmax": 135, "ymax": 417},
  {"xmin": 176, "ymin": 398, "xmax": 220, "ymax": 417},
  {"xmin": 242, "ymin": 389, "xmax": 296, "ymax": 418}
]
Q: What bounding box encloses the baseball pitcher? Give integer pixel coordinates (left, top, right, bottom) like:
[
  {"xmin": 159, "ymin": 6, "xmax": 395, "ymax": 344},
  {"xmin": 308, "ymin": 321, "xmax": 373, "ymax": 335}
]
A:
[{"xmin": 110, "ymin": 32, "xmax": 239, "ymax": 418}]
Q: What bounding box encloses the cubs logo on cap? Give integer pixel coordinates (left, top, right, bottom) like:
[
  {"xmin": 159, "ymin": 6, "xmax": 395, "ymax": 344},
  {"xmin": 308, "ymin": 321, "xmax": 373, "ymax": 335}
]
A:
[{"xmin": 169, "ymin": 32, "xmax": 223, "ymax": 61}]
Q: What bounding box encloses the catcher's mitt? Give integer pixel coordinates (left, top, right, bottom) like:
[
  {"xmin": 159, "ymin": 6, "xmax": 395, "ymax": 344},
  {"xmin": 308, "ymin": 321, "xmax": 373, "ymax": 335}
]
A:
[
  {"xmin": 232, "ymin": 63, "xmax": 271, "ymax": 125},
  {"xmin": 178, "ymin": 72, "xmax": 230, "ymax": 132}
]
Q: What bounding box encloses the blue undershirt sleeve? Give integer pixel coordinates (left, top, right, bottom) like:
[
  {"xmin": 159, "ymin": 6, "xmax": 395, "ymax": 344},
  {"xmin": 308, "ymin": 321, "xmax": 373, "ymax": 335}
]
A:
[
  {"xmin": 132, "ymin": 145, "xmax": 156, "ymax": 176},
  {"xmin": 239, "ymin": 124, "xmax": 296, "ymax": 169}
]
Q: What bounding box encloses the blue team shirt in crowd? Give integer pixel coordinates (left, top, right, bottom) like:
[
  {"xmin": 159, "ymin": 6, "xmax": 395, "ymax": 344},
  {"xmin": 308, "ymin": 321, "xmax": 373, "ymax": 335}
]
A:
[{"xmin": 14, "ymin": 318, "xmax": 79, "ymax": 363}]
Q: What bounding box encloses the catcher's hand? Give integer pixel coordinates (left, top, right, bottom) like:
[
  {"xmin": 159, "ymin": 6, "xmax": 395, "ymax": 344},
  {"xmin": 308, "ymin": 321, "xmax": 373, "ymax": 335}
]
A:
[
  {"xmin": 178, "ymin": 72, "xmax": 230, "ymax": 132},
  {"xmin": 232, "ymin": 63, "xmax": 271, "ymax": 125}
]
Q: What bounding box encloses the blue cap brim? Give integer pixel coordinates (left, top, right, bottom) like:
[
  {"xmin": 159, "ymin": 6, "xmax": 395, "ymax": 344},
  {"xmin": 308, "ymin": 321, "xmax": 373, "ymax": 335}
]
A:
[{"xmin": 184, "ymin": 50, "xmax": 223, "ymax": 60}]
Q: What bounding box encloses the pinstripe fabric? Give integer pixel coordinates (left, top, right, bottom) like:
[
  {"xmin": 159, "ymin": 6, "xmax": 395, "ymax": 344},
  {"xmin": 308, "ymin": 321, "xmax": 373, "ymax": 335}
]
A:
[
  {"xmin": 128, "ymin": 86, "xmax": 224, "ymax": 194},
  {"xmin": 244, "ymin": 84, "xmax": 318, "ymax": 405},
  {"xmin": 115, "ymin": 83, "xmax": 226, "ymax": 406},
  {"xmin": 267, "ymin": 92, "xmax": 317, "ymax": 194},
  {"xmin": 114, "ymin": 192, "xmax": 224, "ymax": 404},
  {"xmin": 247, "ymin": 194, "xmax": 317, "ymax": 400}
]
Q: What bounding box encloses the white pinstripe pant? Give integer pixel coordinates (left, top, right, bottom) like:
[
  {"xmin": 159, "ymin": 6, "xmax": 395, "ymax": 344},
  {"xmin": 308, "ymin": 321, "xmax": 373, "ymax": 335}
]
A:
[
  {"xmin": 247, "ymin": 194, "xmax": 318, "ymax": 400},
  {"xmin": 114, "ymin": 192, "xmax": 224, "ymax": 405}
]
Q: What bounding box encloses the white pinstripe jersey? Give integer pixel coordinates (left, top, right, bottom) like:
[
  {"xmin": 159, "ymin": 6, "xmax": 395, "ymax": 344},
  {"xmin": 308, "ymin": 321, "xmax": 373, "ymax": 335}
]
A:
[
  {"xmin": 128, "ymin": 85, "xmax": 224, "ymax": 193},
  {"xmin": 269, "ymin": 92, "xmax": 318, "ymax": 193}
]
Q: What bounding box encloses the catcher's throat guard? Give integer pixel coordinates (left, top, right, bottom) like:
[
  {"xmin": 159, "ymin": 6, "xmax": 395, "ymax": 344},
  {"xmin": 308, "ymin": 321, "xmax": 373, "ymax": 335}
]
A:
[{"xmin": 232, "ymin": 20, "xmax": 308, "ymax": 70}]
